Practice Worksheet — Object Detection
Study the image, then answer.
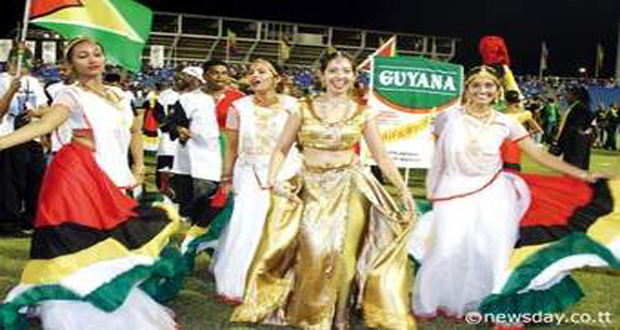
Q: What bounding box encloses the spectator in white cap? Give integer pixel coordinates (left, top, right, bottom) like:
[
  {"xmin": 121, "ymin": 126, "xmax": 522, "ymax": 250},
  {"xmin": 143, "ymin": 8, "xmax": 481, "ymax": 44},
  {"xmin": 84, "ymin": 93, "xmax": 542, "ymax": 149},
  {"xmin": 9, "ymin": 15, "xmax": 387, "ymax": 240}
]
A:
[
  {"xmin": 170, "ymin": 66, "xmax": 222, "ymax": 224},
  {"xmin": 181, "ymin": 66, "xmax": 206, "ymax": 84}
]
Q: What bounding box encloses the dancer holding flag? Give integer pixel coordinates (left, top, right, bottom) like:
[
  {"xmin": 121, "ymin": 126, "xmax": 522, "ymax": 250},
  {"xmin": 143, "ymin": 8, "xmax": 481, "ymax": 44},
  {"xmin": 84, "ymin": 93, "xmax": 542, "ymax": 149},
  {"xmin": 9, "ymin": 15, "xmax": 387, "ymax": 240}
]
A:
[
  {"xmin": 0, "ymin": 1, "xmax": 181, "ymax": 329},
  {"xmin": 0, "ymin": 35, "xmax": 180, "ymax": 330}
]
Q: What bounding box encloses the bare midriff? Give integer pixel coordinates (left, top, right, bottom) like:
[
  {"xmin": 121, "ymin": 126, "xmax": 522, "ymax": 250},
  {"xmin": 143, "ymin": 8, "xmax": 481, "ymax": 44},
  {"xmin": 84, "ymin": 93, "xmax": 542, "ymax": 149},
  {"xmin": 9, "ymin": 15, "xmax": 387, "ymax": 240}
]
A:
[
  {"xmin": 72, "ymin": 136, "xmax": 95, "ymax": 150},
  {"xmin": 302, "ymin": 147, "xmax": 357, "ymax": 168},
  {"xmin": 72, "ymin": 129, "xmax": 95, "ymax": 150}
]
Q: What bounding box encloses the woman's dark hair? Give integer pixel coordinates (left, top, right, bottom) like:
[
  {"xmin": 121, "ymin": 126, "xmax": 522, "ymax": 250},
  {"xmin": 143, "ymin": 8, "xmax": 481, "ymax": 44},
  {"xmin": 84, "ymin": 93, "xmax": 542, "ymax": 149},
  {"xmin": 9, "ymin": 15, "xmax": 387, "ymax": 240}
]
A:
[
  {"xmin": 505, "ymin": 90, "xmax": 521, "ymax": 104},
  {"xmin": 202, "ymin": 59, "xmax": 228, "ymax": 72},
  {"xmin": 319, "ymin": 51, "xmax": 355, "ymax": 73},
  {"xmin": 465, "ymin": 65, "xmax": 501, "ymax": 84}
]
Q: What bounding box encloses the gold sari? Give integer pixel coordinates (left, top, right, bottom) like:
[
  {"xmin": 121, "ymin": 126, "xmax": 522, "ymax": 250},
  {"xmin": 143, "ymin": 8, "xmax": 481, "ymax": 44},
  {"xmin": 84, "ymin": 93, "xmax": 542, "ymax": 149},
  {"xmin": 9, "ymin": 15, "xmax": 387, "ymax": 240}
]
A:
[{"xmin": 232, "ymin": 98, "xmax": 415, "ymax": 329}]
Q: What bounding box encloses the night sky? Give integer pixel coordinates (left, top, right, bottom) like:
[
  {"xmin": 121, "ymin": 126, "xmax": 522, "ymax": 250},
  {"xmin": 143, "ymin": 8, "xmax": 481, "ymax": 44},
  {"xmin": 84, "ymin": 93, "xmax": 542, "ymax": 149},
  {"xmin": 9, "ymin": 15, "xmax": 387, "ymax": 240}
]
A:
[{"xmin": 1, "ymin": 0, "xmax": 619, "ymax": 77}]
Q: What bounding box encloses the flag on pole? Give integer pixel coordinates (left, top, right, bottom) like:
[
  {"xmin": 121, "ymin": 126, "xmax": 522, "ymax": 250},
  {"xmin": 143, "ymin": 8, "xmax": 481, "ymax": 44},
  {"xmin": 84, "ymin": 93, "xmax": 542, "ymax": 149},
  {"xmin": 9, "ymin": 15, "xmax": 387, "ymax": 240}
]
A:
[
  {"xmin": 29, "ymin": 0, "xmax": 153, "ymax": 71},
  {"xmin": 357, "ymin": 35, "xmax": 397, "ymax": 71},
  {"xmin": 279, "ymin": 35, "xmax": 291, "ymax": 63},
  {"xmin": 539, "ymin": 41, "xmax": 549, "ymax": 77},
  {"xmin": 595, "ymin": 43, "xmax": 605, "ymax": 77},
  {"xmin": 226, "ymin": 29, "xmax": 237, "ymax": 56}
]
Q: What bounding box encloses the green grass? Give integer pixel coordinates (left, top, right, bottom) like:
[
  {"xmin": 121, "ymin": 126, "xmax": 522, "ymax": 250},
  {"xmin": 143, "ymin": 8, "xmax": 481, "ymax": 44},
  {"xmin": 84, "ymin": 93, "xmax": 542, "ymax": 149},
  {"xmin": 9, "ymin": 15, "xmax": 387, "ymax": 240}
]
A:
[{"xmin": 1, "ymin": 151, "xmax": 619, "ymax": 329}]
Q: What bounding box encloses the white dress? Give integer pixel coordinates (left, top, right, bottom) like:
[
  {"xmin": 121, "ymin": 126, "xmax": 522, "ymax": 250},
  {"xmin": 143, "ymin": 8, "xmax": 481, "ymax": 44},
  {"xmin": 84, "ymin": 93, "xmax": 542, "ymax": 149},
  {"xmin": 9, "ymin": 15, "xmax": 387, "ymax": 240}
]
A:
[
  {"xmin": 212, "ymin": 95, "xmax": 302, "ymax": 300},
  {"xmin": 413, "ymin": 107, "xmax": 530, "ymax": 318}
]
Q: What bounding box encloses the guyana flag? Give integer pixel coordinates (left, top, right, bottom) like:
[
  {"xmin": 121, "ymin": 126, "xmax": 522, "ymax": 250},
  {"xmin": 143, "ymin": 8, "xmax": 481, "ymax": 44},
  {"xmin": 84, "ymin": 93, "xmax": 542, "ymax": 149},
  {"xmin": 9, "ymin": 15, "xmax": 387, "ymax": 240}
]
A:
[{"xmin": 29, "ymin": 0, "xmax": 152, "ymax": 71}]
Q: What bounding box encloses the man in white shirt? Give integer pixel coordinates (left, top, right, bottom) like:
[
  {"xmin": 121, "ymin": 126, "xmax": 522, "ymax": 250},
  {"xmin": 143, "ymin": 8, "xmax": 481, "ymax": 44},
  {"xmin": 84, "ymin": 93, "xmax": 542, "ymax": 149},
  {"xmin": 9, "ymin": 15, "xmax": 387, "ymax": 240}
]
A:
[
  {"xmin": 170, "ymin": 66, "xmax": 221, "ymax": 225},
  {"xmin": 0, "ymin": 47, "xmax": 48, "ymax": 234}
]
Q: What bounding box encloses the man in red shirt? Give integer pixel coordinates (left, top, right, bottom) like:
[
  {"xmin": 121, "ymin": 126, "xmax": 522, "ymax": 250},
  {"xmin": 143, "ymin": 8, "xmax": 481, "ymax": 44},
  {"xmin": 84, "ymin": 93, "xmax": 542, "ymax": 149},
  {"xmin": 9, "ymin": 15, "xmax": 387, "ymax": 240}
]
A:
[
  {"xmin": 200, "ymin": 60, "xmax": 244, "ymax": 216},
  {"xmin": 202, "ymin": 60, "xmax": 244, "ymax": 130}
]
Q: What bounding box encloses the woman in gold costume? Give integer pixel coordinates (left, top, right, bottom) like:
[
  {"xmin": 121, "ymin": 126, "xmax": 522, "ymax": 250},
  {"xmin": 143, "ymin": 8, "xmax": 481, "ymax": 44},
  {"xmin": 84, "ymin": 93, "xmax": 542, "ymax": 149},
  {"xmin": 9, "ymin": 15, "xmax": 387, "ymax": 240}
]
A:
[{"xmin": 231, "ymin": 52, "xmax": 416, "ymax": 330}]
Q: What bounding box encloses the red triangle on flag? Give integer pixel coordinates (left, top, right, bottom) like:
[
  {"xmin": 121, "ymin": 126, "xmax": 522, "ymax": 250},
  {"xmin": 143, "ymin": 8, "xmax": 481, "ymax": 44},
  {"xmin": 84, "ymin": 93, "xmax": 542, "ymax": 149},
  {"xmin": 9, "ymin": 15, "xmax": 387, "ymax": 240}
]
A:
[
  {"xmin": 357, "ymin": 36, "xmax": 397, "ymax": 71},
  {"xmin": 143, "ymin": 108, "xmax": 158, "ymax": 133},
  {"xmin": 30, "ymin": 0, "xmax": 83, "ymax": 20}
]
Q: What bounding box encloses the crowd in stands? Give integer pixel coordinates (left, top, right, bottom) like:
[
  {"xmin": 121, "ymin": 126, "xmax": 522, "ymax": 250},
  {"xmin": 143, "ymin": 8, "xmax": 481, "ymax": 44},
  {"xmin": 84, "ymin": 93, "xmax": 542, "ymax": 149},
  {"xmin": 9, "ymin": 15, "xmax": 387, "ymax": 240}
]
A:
[{"xmin": 3, "ymin": 60, "xmax": 619, "ymax": 152}]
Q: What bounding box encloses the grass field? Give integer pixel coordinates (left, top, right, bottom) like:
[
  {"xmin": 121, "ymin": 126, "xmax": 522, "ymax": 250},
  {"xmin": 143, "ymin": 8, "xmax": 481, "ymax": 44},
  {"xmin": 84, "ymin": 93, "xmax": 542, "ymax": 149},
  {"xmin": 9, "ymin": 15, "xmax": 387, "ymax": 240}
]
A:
[{"xmin": 0, "ymin": 150, "xmax": 618, "ymax": 329}]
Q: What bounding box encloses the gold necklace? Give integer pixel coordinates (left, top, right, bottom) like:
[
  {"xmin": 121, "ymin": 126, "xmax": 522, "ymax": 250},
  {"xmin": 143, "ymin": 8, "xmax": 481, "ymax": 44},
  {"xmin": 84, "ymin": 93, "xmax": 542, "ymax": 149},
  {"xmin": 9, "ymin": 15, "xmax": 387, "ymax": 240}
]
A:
[
  {"xmin": 313, "ymin": 95, "xmax": 354, "ymax": 126},
  {"xmin": 78, "ymin": 83, "xmax": 122, "ymax": 109},
  {"xmin": 465, "ymin": 106, "xmax": 493, "ymax": 119}
]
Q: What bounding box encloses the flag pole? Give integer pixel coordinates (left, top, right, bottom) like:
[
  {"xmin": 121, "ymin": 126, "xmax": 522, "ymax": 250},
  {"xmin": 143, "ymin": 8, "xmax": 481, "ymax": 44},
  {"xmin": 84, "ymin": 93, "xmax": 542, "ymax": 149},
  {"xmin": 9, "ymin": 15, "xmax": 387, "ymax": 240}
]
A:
[
  {"xmin": 595, "ymin": 44, "xmax": 601, "ymax": 78},
  {"xmin": 225, "ymin": 30, "xmax": 230, "ymax": 63},
  {"xmin": 538, "ymin": 44, "xmax": 543, "ymax": 80},
  {"xmin": 539, "ymin": 41, "xmax": 546, "ymax": 80},
  {"xmin": 595, "ymin": 44, "xmax": 598, "ymax": 78},
  {"xmin": 17, "ymin": 0, "xmax": 33, "ymax": 75}
]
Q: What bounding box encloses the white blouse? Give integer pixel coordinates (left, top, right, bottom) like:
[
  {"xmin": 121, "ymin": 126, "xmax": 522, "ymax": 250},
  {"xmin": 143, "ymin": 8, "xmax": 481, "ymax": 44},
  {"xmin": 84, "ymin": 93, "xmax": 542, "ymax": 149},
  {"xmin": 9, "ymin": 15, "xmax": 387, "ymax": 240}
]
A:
[
  {"xmin": 226, "ymin": 94, "xmax": 302, "ymax": 180},
  {"xmin": 54, "ymin": 85, "xmax": 135, "ymax": 188},
  {"xmin": 427, "ymin": 107, "xmax": 529, "ymax": 199}
]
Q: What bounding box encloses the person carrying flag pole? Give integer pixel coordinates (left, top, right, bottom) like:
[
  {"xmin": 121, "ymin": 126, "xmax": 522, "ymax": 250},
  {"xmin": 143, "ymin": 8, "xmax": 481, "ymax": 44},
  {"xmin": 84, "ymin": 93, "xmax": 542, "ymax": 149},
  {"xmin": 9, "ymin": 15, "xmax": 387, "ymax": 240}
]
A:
[{"xmin": 0, "ymin": 1, "xmax": 183, "ymax": 329}]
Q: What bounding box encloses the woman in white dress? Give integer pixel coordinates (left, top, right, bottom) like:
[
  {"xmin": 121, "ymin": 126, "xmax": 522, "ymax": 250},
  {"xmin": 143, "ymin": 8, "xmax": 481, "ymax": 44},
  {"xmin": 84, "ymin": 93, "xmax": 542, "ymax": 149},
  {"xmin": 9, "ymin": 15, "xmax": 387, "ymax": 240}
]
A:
[
  {"xmin": 0, "ymin": 37, "xmax": 179, "ymax": 330},
  {"xmin": 212, "ymin": 59, "xmax": 301, "ymax": 302},
  {"xmin": 413, "ymin": 66, "xmax": 602, "ymax": 322}
]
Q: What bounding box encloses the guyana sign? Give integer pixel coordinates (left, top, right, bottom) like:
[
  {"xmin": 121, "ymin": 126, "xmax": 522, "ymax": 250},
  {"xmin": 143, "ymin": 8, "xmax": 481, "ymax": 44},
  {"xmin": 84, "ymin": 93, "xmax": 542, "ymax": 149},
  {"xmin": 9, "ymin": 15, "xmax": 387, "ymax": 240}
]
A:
[
  {"xmin": 372, "ymin": 56, "xmax": 463, "ymax": 112},
  {"xmin": 366, "ymin": 56, "xmax": 463, "ymax": 168}
]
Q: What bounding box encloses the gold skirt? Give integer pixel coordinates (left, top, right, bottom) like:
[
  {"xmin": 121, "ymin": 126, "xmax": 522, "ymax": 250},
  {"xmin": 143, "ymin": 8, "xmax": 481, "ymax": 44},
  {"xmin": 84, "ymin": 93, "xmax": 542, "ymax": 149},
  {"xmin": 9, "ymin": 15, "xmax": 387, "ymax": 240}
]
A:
[{"xmin": 231, "ymin": 163, "xmax": 415, "ymax": 330}]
